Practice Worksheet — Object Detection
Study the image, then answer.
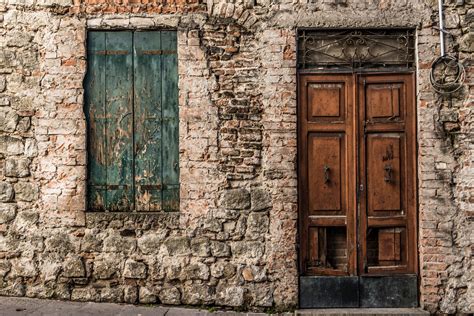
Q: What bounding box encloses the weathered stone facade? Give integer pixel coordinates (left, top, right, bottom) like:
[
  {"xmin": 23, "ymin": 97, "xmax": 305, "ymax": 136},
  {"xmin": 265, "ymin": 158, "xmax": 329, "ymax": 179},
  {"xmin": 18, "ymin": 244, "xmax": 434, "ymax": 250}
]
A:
[{"xmin": 0, "ymin": 0, "xmax": 472, "ymax": 314}]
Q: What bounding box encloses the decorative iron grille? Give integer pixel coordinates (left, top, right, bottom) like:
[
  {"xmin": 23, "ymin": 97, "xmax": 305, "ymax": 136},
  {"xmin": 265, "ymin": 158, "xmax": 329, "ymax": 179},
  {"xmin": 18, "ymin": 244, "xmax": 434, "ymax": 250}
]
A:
[{"xmin": 297, "ymin": 29, "xmax": 415, "ymax": 70}]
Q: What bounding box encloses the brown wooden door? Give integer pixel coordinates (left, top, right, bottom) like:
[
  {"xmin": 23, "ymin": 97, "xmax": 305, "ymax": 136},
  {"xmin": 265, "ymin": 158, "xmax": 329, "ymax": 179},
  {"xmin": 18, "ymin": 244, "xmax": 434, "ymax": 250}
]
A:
[{"xmin": 298, "ymin": 73, "xmax": 417, "ymax": 277}]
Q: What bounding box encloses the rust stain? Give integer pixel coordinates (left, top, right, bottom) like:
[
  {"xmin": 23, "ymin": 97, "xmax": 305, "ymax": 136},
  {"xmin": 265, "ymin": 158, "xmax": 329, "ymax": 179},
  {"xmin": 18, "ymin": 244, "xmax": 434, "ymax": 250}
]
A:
[{"xmin": 95, "ymin": 50, "xmax": 129, "ymax": 55}]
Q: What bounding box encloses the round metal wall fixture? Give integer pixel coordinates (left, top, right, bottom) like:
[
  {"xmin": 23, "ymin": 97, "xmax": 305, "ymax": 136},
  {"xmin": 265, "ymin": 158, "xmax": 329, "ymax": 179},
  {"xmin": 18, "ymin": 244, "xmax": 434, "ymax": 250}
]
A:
[{"xmin": 429, "ymin": 55, "xmax": 465, "ymax": 95}]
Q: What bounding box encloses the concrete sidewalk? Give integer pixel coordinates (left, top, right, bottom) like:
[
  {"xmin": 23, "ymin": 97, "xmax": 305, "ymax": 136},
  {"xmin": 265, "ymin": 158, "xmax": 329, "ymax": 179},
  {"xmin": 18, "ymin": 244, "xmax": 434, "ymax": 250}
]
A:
[
  {"xmin": 0, "ymin": 296, "xmax": 275, "ymax": 316},
  {"xmin": 0, "ymin": 297, "xmax": 430, "ymax": 316}
]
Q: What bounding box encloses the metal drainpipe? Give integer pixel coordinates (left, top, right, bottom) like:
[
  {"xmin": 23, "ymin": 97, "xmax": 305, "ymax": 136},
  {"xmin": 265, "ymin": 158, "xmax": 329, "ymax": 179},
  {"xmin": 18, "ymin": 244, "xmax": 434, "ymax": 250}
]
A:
[{"xmin": 438, "ymin": 0, "xmax": 445, "ymax": 56}]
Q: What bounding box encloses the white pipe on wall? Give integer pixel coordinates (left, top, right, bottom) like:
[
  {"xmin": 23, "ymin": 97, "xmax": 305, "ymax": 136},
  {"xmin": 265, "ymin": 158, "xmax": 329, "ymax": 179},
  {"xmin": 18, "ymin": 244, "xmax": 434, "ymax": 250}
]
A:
[{"xmin": 438, "ymin": 0, "xmax": 445, "ymax": 56}]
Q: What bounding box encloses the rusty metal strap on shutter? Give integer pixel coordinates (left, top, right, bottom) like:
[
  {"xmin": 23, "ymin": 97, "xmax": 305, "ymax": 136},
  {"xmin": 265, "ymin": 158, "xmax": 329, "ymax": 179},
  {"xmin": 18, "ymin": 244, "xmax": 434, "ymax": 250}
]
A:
[
  {"xmin": 94, "ymin": 50, "xmax": 130, "ymax": 55},
  {"xmin": 297, "ymin": 28, "xmax": 415, "ymax": 71},
  {"xmin": 136, "ymin": 50, "xmax": 177, "ymax": 55}
]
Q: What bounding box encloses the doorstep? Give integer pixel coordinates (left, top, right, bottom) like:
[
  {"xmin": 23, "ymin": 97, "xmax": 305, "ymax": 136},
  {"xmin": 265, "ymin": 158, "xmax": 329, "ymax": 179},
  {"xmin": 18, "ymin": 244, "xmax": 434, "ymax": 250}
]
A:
[{"xmin": 296, "ymin": 308, "xmax": 430, "ymax": 316}]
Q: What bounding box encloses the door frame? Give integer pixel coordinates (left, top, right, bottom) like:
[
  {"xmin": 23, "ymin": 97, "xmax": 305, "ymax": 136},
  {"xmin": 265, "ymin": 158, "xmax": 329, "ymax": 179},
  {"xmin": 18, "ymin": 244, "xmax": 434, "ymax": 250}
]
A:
[{"xmin": 297, "ymin": 70, "xmax": 420, "ymax": 306}]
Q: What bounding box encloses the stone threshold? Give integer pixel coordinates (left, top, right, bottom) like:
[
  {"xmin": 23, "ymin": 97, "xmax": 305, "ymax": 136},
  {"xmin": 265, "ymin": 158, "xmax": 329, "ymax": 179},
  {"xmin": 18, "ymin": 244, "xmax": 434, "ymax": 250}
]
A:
[{"xmin": 296, "ymin": 308, "xmax": 429, "ymax": 316}]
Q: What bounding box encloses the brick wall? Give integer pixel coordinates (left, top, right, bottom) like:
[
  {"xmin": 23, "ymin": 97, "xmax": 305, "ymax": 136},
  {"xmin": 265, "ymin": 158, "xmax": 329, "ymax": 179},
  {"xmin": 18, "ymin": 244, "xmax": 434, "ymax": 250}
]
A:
[{"xmin": 0, "ymin": 0, "xmax": 472, "ymax": 313}]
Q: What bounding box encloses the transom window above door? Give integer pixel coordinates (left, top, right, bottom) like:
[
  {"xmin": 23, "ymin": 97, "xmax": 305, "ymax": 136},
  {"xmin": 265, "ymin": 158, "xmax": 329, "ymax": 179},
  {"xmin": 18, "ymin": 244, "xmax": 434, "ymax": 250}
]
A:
[
  {"xmin": 297, "ymin": 28, "xmax": 415, "ymax": 70},
  {"xmin": 84, "ymin": 30, "xmax": 179, "ymax": 212}
]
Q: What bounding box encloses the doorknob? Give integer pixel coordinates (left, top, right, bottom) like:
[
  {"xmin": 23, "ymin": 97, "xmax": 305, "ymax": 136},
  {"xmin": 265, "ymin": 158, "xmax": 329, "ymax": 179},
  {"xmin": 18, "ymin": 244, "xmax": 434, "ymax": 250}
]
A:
[
  {"xmin": 384, "ymin": 164, "xmax": 393, "ymax": 183},
  {"xmin": 323, "ymin": 165, "xmax": 330, "ymax": 184}
]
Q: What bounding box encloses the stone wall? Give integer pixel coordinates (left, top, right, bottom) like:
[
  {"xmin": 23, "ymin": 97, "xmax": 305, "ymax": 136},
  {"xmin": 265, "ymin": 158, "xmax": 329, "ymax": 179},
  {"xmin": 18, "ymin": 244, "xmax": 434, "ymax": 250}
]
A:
[{"xmin": 0, "ymin": 0, "xmax": 472, "ymax": 314}]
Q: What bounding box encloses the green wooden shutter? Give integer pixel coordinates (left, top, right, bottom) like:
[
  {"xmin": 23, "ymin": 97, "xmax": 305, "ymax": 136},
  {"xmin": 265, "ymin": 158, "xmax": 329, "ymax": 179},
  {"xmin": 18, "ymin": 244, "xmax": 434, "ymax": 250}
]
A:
[
  {"xmin": 85, "ymin": 32, "xmax": 107, "ymax": 211},
  {"xmin": 134, "ymin": 32, "xmax": 163, "ymax": 211},
  {"xmin": 105, "ymin": 31, "xmax": 134, "ymax": 211},
  {"xmin": 86, "ymin": 31, "xmax": 179, "ymax": 212},
  {"xmin": 160, "ymin": 31, "xmax": 179, "ymax": 211}
]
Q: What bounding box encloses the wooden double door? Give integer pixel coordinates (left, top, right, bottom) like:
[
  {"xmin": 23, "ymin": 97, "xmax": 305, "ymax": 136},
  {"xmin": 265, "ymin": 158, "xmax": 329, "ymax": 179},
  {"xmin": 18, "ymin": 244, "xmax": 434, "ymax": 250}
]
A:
[{"xmin": 298, "ymin": 73, "xmax": 417, "ymax": 307}]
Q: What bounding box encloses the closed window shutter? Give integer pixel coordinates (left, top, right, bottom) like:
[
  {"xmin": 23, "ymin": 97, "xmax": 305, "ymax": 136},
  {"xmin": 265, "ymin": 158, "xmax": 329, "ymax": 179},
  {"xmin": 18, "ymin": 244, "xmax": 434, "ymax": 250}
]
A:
[
  {"xmin": 160, "ymin": 31, "xmax": 179, "ymax": 211},
  {"xmin": 86, "ymin": 31, "xmax": 178, "ymax": 212},
  {"xmin": 85, "ymin": 32, "xmax": 107, "ymax": 211}
]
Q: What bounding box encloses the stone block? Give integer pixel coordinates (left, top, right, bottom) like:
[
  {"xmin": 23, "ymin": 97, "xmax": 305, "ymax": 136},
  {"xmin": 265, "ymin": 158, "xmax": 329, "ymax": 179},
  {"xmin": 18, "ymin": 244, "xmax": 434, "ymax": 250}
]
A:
[
  {"xmin": 103, "ymin": 233, "xmax": 136, "ymax": 254},
  {"xmin": 0, "ymin": 183, "xmax": 14, "ymax": 202},
  {"xmin": 71, "ymin": 288, "xmax": 99, "ymax": 302},
  {"xmin": 184, "ymin": 262, "xmax": 210, "ymax": 280},
  {"xmin": 211, "ymin": 262, "xmax": 236, "ymax": 279},
  {"xmin": 94, "ymin": 259, "xmax": 119, "ymax": 279},
  {"xmin": 100, "ymin": 287, "xmax": 123, "ymax": 302},
  {"xmin": 159, "ymin": 286, "xmax": 181, "ymax": 305},
  {"xmin": 466, "ymin": 9, "xmax": 474, "ymax": 24},
  {"xmin": 0, "ymin": 108, "xmax": 18, "ymax": 132},
  {"xmin": 246, "ymin": 212, "xmax": 269, "ymax": 238},
  {"xmin": 231, "ymin": 241, "xmax": 265, "ymax": 260},
  {"xmin": 210, "ymin": 240, "xmax": 231, "ymax": 257},
  {"xmin": 63, "ymin": 257, "xmax": 85, "ymax": 278},
  {"xmin": 250, "ymin": 187, "xmax": 272, "ymax": 211},
  {"xmin": 163, "ymin": 236, "xmax": 190, "ymax": 256},
  {"xmin": 460, "ymin": 32, "xmax": 474, "ymax": 52},
  {"xmin": 16, "ymin": 117, "xmax": 30, "ymax": 132},
  {"xmin": 182, "ymin": 284, "xmax": 214, "ymax": 305},
  {"xmin": 123, "ymin": 259, "xmax": 147, "ymax": 279},
  {"xmin": 190, "ymin": 237, "xmax": 210, "ymax": 257},
  {"xmin": 137, "ymin": 231, "xmax": 167, "ymax": 254},
  {"xmin": 241, "ymin": 265, "xmax": 267, "ymax": 282},
  {"xmin": 123, "ymin": 285, "xmax": 138, "ymax": 304},
  {"xmin": 0, "ymin": 260, "xmax": 11, "ymax": 277},
  {"xmin": 10, "ymin": 258, "xmax": 38, "ymax": 278},
  {"xmin": 247, "ymin": 283, "xmax": 273, "ymax": 307},
  {"xmin": 220, "ymin": 188, "xmax": 251, "ymax": 210},
  {"xmin": 0, "ymin": 282, "xmax": 25, "ymax": 297},
  {"xmin": 81, "ymin": 229, "xmax": 103, "ymax": 252},
  {"xmin": 5, "ymin": 158, "xmax": 30, "ymax": 177},
  {"xmin": 0, "ymin": 136, "xmax": 24, "ymax": 155},
  {"xmin": 45, "ymin": 232, "xmax": 74, "ymax": 255},
  {"xmin": 216, "ymin": 285, "xmax": 244, "ymax": 307},
  {"xmin": 139, "ymin": 286, "xmax": 156, "ymax": 304},
  {"xmin": 14, "ymin": 182, "xmax": 38, "ymax": 202}
]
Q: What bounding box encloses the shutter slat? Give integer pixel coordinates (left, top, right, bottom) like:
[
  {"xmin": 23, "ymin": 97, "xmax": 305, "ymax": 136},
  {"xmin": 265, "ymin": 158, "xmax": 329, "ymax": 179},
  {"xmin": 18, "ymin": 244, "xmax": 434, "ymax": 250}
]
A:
[
  {"xmin": 85, "ymin": 32, "xmax": 107, "ymax": 211},
  {"xmin": 104, "ymin": 31, "xmax": 134, "ymax": 211},
  {"xmin": 161, "ymin": 31, "xmax": 179, "ymax": 211},
  {"xmin": 134, "ymin": 31, "xmax": 163, "ymax": 211}
]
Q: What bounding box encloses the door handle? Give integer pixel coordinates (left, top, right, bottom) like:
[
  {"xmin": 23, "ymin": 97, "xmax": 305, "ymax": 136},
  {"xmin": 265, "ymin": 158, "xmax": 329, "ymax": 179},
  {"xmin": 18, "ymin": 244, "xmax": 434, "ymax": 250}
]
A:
[
  {"xmin": 384, "ymin": 164, "xmax": 393, "ymax": 183},
  {"xmin": 323, "ymin": 165, "xmax": 330, "ymax": 184}
]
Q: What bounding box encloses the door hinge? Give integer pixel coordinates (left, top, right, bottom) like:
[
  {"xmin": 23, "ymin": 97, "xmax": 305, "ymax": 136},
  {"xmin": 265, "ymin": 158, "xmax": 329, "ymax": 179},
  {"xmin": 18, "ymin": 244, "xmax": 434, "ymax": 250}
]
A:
[{"xmin": 359, "ymin": 184, "xmax": 364, "ymax": 192}]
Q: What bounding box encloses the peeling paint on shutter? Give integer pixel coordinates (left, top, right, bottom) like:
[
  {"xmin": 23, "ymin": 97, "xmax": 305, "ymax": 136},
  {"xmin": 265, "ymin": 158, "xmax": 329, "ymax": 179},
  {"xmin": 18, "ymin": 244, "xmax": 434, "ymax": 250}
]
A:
[
  {"xmin": 160, "ymin": 31, "xmax": 179, "ymax": 211},
  {"xmin": 86, "ymin": 30, "xmax": 178, "ymax": 212},
  {"xmin": 134, "ymin": 31, "xmax": 163, "ymax": 211}
]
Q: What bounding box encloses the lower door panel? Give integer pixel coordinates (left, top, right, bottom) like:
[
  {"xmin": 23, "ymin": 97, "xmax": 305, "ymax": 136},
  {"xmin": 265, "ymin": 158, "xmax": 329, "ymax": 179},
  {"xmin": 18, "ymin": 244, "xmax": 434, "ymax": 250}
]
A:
[{"xmin": 299, "ymin": 275, "xmax": 418, "ymax": 308}]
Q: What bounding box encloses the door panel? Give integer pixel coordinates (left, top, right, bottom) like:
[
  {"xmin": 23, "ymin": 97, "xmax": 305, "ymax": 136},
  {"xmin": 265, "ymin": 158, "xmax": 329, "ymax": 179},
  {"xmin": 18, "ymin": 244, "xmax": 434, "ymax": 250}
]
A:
[
  {"xmin": 365, "ymin": 83, "xmax": 404, "ymax": 122},
  {"xmin": 308, "ymin": 133, "xmax": 345, "ymax": 214},
  {"xmin": 359, "ymin": 74, "xmax": 417, "ymax": 276},
  {"xmin": 307, "ymin": 226, "xmax": 349, "ymax": 274},
  {"xmin": 307, "ymin": 83, "xmax": 346, "ymax": 122},
  {"xmin": 299, "ymin": 74, "xmax": 357, "ymax": 277},
  {"xmin": 299, "ymin": 73, "xmax": 417, "ymax": 282},
  {"xmin": 366, "ymin": 134, "xmax": 404, "ymax": 215}
]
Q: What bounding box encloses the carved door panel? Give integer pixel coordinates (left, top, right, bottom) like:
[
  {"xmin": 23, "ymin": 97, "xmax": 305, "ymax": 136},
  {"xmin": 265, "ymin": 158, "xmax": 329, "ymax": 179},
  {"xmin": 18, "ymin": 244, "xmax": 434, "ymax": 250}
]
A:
[
  {"xmin": 299, "ymin": 74, "xmax": 357, "ymax": 277},
  {"xmin": 299, "ymin": 73, "xmax": 417, "ymax": 279},
  {"xmin": 358, "ymin": 74, "xmax": 417, "ymax": 275}
]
